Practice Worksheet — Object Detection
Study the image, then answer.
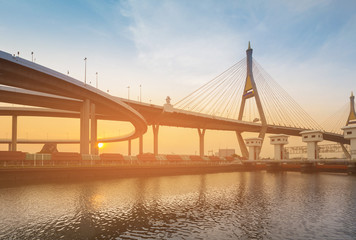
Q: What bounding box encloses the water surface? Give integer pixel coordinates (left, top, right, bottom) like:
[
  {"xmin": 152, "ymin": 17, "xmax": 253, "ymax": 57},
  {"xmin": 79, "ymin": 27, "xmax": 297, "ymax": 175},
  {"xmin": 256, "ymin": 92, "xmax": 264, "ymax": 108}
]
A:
[{"xmin": 0, "ymin": 172, "xmax": 355, "ymax": 239}]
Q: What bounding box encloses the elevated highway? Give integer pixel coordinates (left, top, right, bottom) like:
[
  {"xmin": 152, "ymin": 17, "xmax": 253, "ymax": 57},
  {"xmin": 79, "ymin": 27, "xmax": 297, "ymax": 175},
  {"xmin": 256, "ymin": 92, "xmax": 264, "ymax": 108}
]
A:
[
  {"xmin": 0, "ymin": 49, "xmax": 350, "ymax": 157},
  {"xmin": 0, "ymin": 51, "xmax": 147, "ymax": 154},
  {"xmin": 120, "ymin": 98, "xmax": 348, "ymax": 144}
]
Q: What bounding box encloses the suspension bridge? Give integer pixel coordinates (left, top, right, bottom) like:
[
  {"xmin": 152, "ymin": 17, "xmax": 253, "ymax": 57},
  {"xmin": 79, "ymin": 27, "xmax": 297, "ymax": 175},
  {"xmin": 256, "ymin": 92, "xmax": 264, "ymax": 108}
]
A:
[{"xmin": 0, "ymin": 43, "xmax": 355, "ymax": 161}]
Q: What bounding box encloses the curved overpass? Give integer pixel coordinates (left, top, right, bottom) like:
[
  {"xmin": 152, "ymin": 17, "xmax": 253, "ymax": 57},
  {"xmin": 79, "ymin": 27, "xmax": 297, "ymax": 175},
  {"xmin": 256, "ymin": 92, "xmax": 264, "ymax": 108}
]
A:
[{"xmin": 0, "ymin": 51, "xmax": 148, "ymax": 153}]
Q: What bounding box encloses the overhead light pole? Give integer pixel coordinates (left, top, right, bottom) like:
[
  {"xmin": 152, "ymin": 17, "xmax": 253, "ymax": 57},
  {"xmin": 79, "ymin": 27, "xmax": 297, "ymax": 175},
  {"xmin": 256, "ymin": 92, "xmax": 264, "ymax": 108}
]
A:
[
  {"xmin": 140, "ymin": 84, "xmax": 142, "ymax": 102},
  {"xmin": 84, "ymin": 57, "xmax": 87, "ymax": 84},
  {"xmin": 127, "ymin": 86, "xmax": 130, "ymax": 100},
  {"xmin": 96, "ymin": 72, "xmax": 98, "ymax": 88},
  {"xmin": 31, "ymin": 52, "xmax": 34, "ymax": 62}
]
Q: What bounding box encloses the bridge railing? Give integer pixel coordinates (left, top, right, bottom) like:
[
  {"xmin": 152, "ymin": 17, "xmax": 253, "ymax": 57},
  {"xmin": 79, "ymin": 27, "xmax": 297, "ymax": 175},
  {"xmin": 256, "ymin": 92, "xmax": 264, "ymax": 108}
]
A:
[{"xmin": 0, "ymin": 152, "xmax": 243, "ymax": 168}]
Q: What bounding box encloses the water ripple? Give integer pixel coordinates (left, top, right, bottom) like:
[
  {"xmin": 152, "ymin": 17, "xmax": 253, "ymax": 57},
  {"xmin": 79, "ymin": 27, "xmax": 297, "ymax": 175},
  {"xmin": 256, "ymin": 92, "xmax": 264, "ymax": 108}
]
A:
[{"xmin": 0, "ymin": 172, "xmax": 356, "ymax": 239}]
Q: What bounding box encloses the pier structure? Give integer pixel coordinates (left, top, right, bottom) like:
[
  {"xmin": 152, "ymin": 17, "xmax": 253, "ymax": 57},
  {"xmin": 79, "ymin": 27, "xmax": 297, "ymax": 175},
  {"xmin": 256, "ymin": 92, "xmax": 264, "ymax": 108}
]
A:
[
  {"xmin": 244, "ymin": 138, "xmax": 262, "ymax": 160},
  {"xmin": 342, "ymin": 125, "xmax": 356, "ymax": 174},
  {"xmin": 300, "ymin": 130, "xmax": 323, "ymax": 172},
  {"xmin": 265, "ymin": 134, "xmax": 289, "ymax": 171},
  {"xmin": 269, "ymin": 134, "xmax": 289, "ymax": 160},
  {"xmin": 300, "ymin": 130, "xmax": 323, "ymax": 160},
  {"xmin": 342, "ymin": 125, "xmax": 356, "ymax": 160}
]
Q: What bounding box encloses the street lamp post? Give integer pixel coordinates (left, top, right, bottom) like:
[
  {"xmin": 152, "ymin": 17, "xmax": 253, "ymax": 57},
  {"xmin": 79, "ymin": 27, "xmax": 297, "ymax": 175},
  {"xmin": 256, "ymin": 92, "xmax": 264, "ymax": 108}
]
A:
[
  {"xmin": 31, "ymin": 52, "xmax": 33, "ymax": 62},
  {"xmin": 96, "ymin": 72, "xmax": 98, "ymax": 88},
  {"xmin": 127, "ymin": 86, "xmax": 130, "ymax": 100},
  {"xmin": 84, "ymin": 57, "xmax": 87, "ymax": 84},
  {"xmin": 140, "ymin": 84, "xmax": 142, "ymax": 102}
]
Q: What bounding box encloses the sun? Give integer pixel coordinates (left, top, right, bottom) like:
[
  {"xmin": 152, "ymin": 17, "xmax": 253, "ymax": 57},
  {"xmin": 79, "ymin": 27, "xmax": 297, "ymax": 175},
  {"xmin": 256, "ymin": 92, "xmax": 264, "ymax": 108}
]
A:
[{"xmin": 98, "ymin": 143, "xmax": 104, "ymax": 149}]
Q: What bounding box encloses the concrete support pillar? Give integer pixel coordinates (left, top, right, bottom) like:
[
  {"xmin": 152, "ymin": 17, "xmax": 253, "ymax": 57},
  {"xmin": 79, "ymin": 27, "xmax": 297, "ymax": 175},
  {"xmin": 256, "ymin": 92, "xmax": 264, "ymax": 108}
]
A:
[
  {"xmin": 139, "ymin": 135, "xmax": 143, "ymax": 155},
  {"xmin": 152, "ymin": 124, "xmax": 159, "ymax": 156},
  {"xmin": 90, "ymin": 103, "xmax": 98, "ymax": 155},
  {"xmin": 128, "ymin": 139, "xmax": 132, "ymax": 156},
  {"xmin": 236, "ymin": 131, "xmax": 249, "ymax": 159},
  {"xmin": 80, "ymin": 99, "xmax": 90, "ymax": 154},
  {"xmin": 342, "ymin": 125, "xmax": 356, "ymax": 161},
  {"xmin": 11, "ymin": 115, "xmax": 17, "ymax": 151},
  {"xmin": 300, "ymin": 130, "xmax": 323, "ymax": 160},
  {"xmin": 340, "ymin": 143, "xmax": 351, "ymax": 159},
  {"xmin": 198, "ymin": 128, "xmax": 206, "ymax": 157},
  {"xmin": 269, "ymin": 134, "xmax": 289, "ymax": 160},
  {"xmin": 245, "ymin": 138, "xmax": 262, "ymax": 160}
]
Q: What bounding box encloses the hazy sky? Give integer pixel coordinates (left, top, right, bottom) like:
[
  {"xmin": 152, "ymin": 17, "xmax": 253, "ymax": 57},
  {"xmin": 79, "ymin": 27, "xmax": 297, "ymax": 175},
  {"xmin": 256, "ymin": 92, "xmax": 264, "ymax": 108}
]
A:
[{"xmin": 0, "ymin": 0, "xmax": 355, "ymax": 155}]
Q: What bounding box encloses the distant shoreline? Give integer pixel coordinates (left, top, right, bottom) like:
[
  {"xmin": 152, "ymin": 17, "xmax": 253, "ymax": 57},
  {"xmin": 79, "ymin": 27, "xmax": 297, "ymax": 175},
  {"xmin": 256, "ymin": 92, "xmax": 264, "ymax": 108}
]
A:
[
  {"xmin": 0, "ymin": 163, "xmax": 256, "ymax": 183},
  {"xmin": 1, "ymin": 162, "xmax": 352, "ymax": 187}
]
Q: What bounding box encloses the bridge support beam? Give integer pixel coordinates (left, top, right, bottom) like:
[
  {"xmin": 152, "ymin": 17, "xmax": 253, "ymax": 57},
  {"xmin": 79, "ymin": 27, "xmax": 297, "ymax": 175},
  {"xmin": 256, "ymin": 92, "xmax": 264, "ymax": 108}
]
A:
[
  {"xmin": 339, "ymin": 143, "xmax": 351, "ymax": 159},
  {"xmin": 152, "ymin": 124, "xmax": 159, "ymax": 156},
  {"xmin": 128, "ymin": 139, "xmax": 132, "ymax": 156},
  {"xmin": 90, "ymin": 103, "xmax": 98, "ymax": 155},
  {"xmin": 236, "ymin": 132, "xmax": 249, "ymax": 159},
  {"xmin": 11, "ymin": 115, "xmax": 18, "ymax": 151},
  {"xmin": 80, "ymin": 99, "xmax": 90, "ymax": 155},
  {"xmin": 139, "ymin": 134, "xmax": 143, "ymax": 155},
  {"xmin": 198, "ymin": 128, "xmax": 206, "ymax": 157}
]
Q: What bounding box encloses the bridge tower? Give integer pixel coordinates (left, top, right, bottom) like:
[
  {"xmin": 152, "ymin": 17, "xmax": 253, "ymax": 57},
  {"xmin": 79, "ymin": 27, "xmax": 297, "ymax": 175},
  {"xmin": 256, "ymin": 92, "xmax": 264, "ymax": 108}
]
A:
[
  {"xmin": 342, "ymin": 92, "xmax": 356, "ymax": 160},
  {"xmin": 342, "ymin": 92, "xmax": 356, "ymax": 174},
  {"xmin": 237, "ymin": 42, "xmax": 267, "ymax": 159},
  {"xmin": 346, "ymin": 92, "xmax": 356, "ymax": 126}
]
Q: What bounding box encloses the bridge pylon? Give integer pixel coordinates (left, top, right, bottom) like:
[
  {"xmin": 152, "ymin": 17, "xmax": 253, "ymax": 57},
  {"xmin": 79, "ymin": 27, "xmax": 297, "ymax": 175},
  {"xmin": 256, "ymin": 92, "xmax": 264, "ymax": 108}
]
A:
[
  {"xmin": 346, "ymin": 91, "xmax": 356, "ymax": 126},
  {"xmin": 237, "ymin": 42, "xmax": 267, "ymax": 159}
]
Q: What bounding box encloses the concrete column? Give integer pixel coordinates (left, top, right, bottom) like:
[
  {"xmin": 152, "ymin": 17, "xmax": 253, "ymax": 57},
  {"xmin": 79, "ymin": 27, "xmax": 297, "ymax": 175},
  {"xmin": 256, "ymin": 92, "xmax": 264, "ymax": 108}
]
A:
[
  {"xmin": 300, "ymin": 130, "xmax": 323, "ymax": 160},
  {"xmin": 269, "ymin": 134, "xmax": 289, "ymax": 160},
  {"xmin": 340, "ymin": 143, "xmax": 351, "ymax": 159},
  {"xmin": 80, "ymin": 99, "xmax": 90, "ymax": 154},
  {"xmin": 90, "ymin": 103, "xmax": 98, "ymax": 155},
  {"xmin": 198, "ymin": 128, "xmax": 206, "ymax": 157},
  {"xmin": 11, "ymin": 115, "xmax": 17, "ymax": 151},
  {"xmin": 244, "ymin": 138, "xmax": 262, "ymax": 160},
  {"xmin": 128, "ymin": 139, "xmax": 132, "ymax": 156},
  {"xmin": 152, "ymin": 124, "xmax": 159, "ymax": 156},
  {"xmin": 236, "ymin": 131, "xmax": 249, "ymax": 159},
  {"xmin": 139, "ymin": 135, "xmax": 143, "ymax": 155},
  {"xmin": 342, "ymin": 125, "xmax": 356, "ymax": 161}
]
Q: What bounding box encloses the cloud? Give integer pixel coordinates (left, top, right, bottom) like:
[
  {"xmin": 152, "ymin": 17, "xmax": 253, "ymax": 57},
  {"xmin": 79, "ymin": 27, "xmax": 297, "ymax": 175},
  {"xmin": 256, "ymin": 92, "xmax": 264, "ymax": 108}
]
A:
[
  {"xmin": 279, "ymin": 0, "xmax": 331, "ymax": 12},
  {"xmin": 121, "ymin": 1, "xmax": 246, "ymax": 76}
]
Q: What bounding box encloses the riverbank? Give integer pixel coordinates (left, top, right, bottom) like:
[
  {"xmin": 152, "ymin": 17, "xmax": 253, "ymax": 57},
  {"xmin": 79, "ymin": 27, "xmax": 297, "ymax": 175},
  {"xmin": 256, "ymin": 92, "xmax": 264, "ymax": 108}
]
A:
[
  {"xmin": 1, "ymin": 162, "xmax": 354, "ymax": 186},
  {"xmin": 0, "ymin": 163, "xmax": 257, "ymax": 183}
]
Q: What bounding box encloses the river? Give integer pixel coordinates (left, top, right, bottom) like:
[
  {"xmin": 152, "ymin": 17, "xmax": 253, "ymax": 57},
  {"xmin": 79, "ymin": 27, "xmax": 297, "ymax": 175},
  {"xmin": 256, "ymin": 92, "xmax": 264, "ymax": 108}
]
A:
[{"xmin": 0, "ymin": 171, "xmax": 355, "ymax": 239}]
